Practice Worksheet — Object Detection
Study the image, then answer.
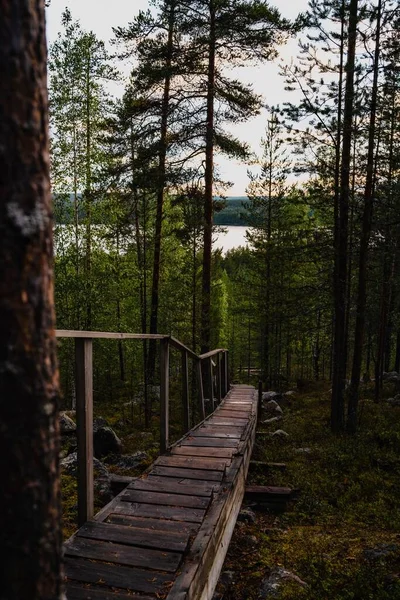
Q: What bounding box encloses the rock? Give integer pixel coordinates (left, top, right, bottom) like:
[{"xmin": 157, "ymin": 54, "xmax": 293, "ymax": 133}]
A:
[
  {"xmin": 383, "ymin": 371, "xmax": 400, "ymax": 382},
  {"xmin": 364, "ymin": 544, "xmax": 399, "ymax": 561},
  {"xmin": 219, "ymin": 570, "xmax": 235, "ymax": 586},
  {"xmin": 106, "ymin": 451, "xmax": 148, "ymax": 470},
  {"xmin": 294, "ymin": 447, "xmax": 311, "ymax": 454},
  {"xmin": 263, "ymin": 416, "xmax": 282, "ymax": 425},
  {"xmin": 387, "ymin": 397, "xmax": 400, "ymax": 407},
  {"xmin": 242, "ymin": 534, "xmax": 258, "ymax": 548},
  {"xmin": 60, "ymin": 452, "xmax": 113, "ymax": 504},
  {"xmin": 237, "ymin": 507, "xmax": 256, "ymax": 524},
  {"xmin": 59, "ymin": 412, "xmax": 76, "ymax": 434},
  {"xmin": 264, "ymin": 400, "xmax": 283, "ymax": 415},
  {"xmin": 271, "ymin": 429, "xmax": 289, "ymax": 439},
  {"xmin": 283, "ymin": 390, "xmax": 296, "ymax": 397},
  {"xmin": 93, "ymin": 420, "xmax": 122, "ymax": 458},
  {"xmin": 262, "ymin": 391, "xmax": 281, "ymax": 402},
  {"xmin": 258, "ymin": 567, "xmax": 308, "ymax": 599}
]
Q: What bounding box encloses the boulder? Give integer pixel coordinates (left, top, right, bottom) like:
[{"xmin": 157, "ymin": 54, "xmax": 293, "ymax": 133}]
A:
[
  {"xmin": 258, "ymin": 567, "xmax": 308, "ymax": 599},
  {"xmin": 383, "ymin": 371, "xmax": 400, "ymax": 382},
  {"xmin": 262, "ymin": 391, "xmax": 281, "ymax": 402},
  {"xmin": 237, "ymin": 507, "xmax": 256, "ymax": 524},
  {"xmin": 264, "ymin": 400, "xmax": 283, "ymax": 415},
  {"xmin": 60, "ymin": 452, "xmax": 113, "ymax": 504},
  {"xmin": 271, "ymin": 429, "xmax": 289, "ymax": 439},
  {"xmin": 294, "ymin": 447, "xmax": 311, "ymax": 454},
  {"xmin": 386, "ymin": 395, "xmax": 400, "ymax": 407},
  {"xmin": 59, "ymin": 412, "xmax": 76, "ymax": 435},
  {"xmin": 263, "ymin": 416, "xmax": 282, "ymax": 425},
  {"xmin": 93, "ymin": 419, "xmax": 122, "ymax": 458},
  {"xmin": 364, "ymin": 544, "xmax": 399, "ymax": 561},
  {"xmin": 283, "ymin": 390, "xmax": 296, "ymax": 397}
]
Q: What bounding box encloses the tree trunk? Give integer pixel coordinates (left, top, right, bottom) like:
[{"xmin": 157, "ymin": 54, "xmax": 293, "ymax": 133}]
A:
[
  {"xmin": 347, "ymin": 0, "xmax": 381, "ymax": 432},
  {"xmin": 200, "ymin": 0, "xmax": 216, "ymax": 354},
  {"xmin": 0, "ymin": 1, "xmax": 62, "ymax": 597},
  {"xmin": 331, "ymin": 0, "xmax": 359, "ymax": 432},
  {"xmin": 147, "ymin": 0, "xmax": 175, "ymax": 378}
]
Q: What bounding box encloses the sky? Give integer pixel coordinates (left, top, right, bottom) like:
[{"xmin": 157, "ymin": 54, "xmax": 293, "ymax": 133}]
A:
[{"xmin": 46, "ymin": 0, "xmax": 310, "ymax": 195}]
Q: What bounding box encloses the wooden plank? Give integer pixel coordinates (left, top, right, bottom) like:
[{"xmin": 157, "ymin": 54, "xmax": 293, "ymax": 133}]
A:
[
  {"xmin": 77, "ymin": 521, "xmax": 190, "ymax": 553},
  {"xmin": 66, "ymin": 582, "xmax": 153, "ymax": 600},
  {"xmin": 213, "ymin": 410, "xmax": 250, "ymax": 418},
  {"xmin": 65, "ymin": 557, "xmax": 171, "ymax": 595},
  {"xmin": 217, "ymin": 353, "xmax": 222, "ymax": 403},
  {"xmin": 249, "ymin": 461, "xmax": 287, "ymax": 472},
  {"xmin": 181, "ymin": 437, "xmax": 239, "ymax": 448},
  {"xmin": 75, "ymin": 337, "xmax": 94, "ymax": 526},
  {"xmin": 160, "ymin": 338, "xmax": 170, "ymax": 453},
  {"xmin": 152, "ymin": 465, "xmax": 224, "ymax": 481},
  {"xmin": 191, "ymin": 428, "xmax": 242, "ymax": 439},
  {"xmin": 121, "ymin": 489, "xmax": 210, "ymax": 510},
  {"xmin": 65, "ymin": 537, "xmax": 181, "ymax": 572},
  {"xmin": 112, "ymin": 501, "xmax": 206, "ymax": 524},
  {"xmin": 107, "ymin": 513, "xmax": 199, "ymax": 535},
  {"xmin": 208, "ymin": 418, "xmax": 247, "ymax": 426},
  {"xmin": 133, "ymin": 475, "xmax": 218, "ymax": 496},
  {"xmin": 156, "ymin": 455, "xmax": 229, "ymax": 471},
  {"xmin": 171, "ymin": 446, "xmax": 235, "ymax": 459}
]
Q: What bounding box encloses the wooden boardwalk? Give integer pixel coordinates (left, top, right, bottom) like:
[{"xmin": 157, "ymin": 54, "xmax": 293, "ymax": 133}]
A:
[{"xmin": 64, "ymin": 385, "xmax": 257, "ymax": 600}]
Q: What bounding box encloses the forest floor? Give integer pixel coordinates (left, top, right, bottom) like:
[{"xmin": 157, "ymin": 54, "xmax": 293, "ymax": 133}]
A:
[{"xmin": 215, "ymin": 383, "xmax": 400, "ymax": 600}]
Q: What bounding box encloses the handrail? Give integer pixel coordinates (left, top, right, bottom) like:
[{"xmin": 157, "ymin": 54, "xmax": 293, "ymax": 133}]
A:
[{"xmin": 55, "ymin": 329, "xmax": 230, "ymax": 526}]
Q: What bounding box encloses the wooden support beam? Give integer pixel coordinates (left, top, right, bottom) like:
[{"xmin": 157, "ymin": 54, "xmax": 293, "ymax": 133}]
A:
[
  {"xmin": 160, "ymin": 338, "xmax": 170, "ymax": 453},
  {"xmin": 75, "ymin": 337, "xmax": 94, "ymax": 526},
  {"xmin": 209, "ymin": 357, "xmax": 214, "ymax": 410},
  {"xmin": 182, "ymin": 350, "xmax": 190, "ymax": 432},
  {"xmin": 196, "ymin": 360, "xmax": 205, "ymax": 420},
  {"xmin": 217, "ymin": 354, "xmax": 222, "ymax": 404},
  {"xmin": 225, "ymin": 351, "xmax": 230, "ymax": 393}
]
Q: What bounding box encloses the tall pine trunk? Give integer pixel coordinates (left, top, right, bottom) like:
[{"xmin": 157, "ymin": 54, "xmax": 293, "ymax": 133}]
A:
[
  {"xmin": 147, "ymin": 0, "xmax": 175, "ymax": 379},
  {"xmin": 0, "ymin": 1, "xmax": 62, "ymax": 596},
  {"xmin": 331, "ymin": 0, "xmax": 359, "ymax": 432},
  {"xmin": 201, "ymin": 0, "xmax": 216, "ymax": 355},
  {"xmin": 347, "ymin": 0, "xmax": 381, "ymax": 432}
]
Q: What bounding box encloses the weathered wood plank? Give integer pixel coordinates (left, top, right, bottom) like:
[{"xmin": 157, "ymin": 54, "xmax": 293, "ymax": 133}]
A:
[
  {"xmin": 156, "ymin": 455, "xmax": 229, "ymax": 471},
  {"xmin": 65, "ymin": 537, "xmax": 181, "ymax": 572},
  {"xmin": 181, "ymin": 437, "xmax": 239, "ymax": 448},
  {"xmin": 65, "ymin": 558, "xmax": 171, "ymax": 595},
  {"xmin": 160, "ymin": 338, "xmax": 170, "ymax": 453},
  {"xmin": 77, "ymin": 521, "xmax": 190, "ymax": 553},
  {"xmin": 66, "ymin": 582, "xmax": 153, "ymax": 600},
  {"xmin": 151, "ymin": 465, "xmax": 224, "ymax": 481},
  {"xmin": 134, "ymin": 475, "xmax": 218, "ymax": 496},
  {"xmin": 121, "ymin": 489, "xmax": 210, "ymax": 510},
  {"xmin": 191, "ymin": 428, "xmax": 242, "ymax": 439},
  {"xmin": 207, "ymin": 418, "xmax": 247, "ymax": 426},
  {"xmin": 106, "ymin": 513, "xmax": 199, "ymax": 535},
  {"xmin": 112, "ymin": 501, "xmax": 206, "ymax": 524},
  {"xmin": 214, "ymin": 410, "xmax": 250, "ymax": 418},
  {"xmin": 171, "ymin": 446, "xmax": 235, "ymax": 459}
]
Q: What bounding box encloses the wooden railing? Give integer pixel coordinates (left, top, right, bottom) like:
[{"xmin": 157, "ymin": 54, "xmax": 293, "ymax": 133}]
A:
[{"xmin": 56, "ymin": 330, "xmax": 229, "ymax": 526}]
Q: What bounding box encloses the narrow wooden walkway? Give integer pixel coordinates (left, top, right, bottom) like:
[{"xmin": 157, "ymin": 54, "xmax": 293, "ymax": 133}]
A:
[{"xmin": 64, "ymin": 385, "xmax": 257, "ymax": 600}]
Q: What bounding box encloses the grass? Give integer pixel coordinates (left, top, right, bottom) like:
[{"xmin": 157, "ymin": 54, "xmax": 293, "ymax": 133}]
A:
[{"xmin": 217, "ymin": 384, "xmax": 400, "ymax": 599}]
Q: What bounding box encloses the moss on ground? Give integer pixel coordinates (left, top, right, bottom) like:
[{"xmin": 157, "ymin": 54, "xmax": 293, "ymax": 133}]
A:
[{"xmin": 217, "ymin": 386, "xmax": 400, "ymax": 600}]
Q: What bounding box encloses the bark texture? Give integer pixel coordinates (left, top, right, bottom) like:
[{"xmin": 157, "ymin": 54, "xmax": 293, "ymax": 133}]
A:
[{"xmin": 0, "ymin": 1, "xmax": 62, "ymax": 598}]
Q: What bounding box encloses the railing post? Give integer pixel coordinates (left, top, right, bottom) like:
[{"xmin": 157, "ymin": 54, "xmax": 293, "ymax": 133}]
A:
[
  {"xmin": 182, "ymin": 350, "xmax": 190, "ymax": 432},
  {"xmin": 217, "ymin": 353, "xmax": 222, "ymax": 403},
  {"xmin": 225, "ymin": 351, "xmax": 229, "ymax": 393},
  {"xmin": 160, "ymin": 338, "xmax": 170, "ymax": 453},
  {"xmin": 258, "ymin": 380, "xmax": 263, "ymax": 425},
  {"xmin": 75, "ymin": 337, "xmax": 94, "ymax": 527},
  {"xmin": 209, "ymin": 357, "xmax": 215, "ymax": 410},
  {"xmin": 196, "ymin": 359, "xmax": 205, "ymax": 420}
]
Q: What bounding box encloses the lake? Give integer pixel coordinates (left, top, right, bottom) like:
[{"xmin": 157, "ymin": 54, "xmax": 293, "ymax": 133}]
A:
[{"xmin": 214, "ymin": 226, "xmax": 250, "ymax": 253}]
